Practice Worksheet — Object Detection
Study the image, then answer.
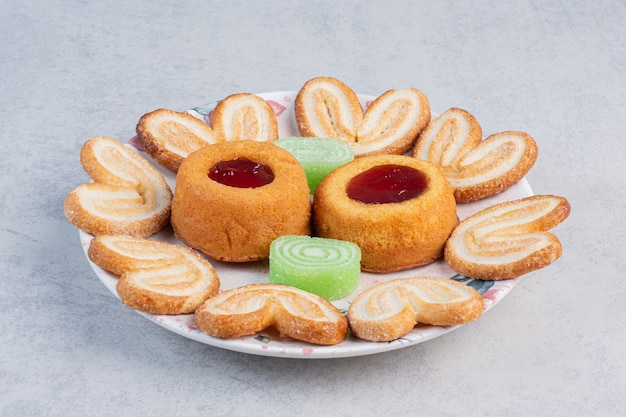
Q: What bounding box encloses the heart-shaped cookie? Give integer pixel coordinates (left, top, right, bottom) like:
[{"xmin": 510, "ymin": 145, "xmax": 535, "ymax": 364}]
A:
[
  {"xmin": 347, "ymin": 276, "xmax": 484, "ymax": 342},
  {"xmin": 135, "ymin": 108, "xmax": 216, "ymax": 172},
  {"xmin": 64, "ymin": 136, "xmax": 172, "ymax": 237},
  {"xmin": 194, "ymin": 283, "xmax": 348, "ymax": 345},
  {"xmin": 136, "ymin": 93, "xmax": 279, "ymax": 171},
  {"xmin": 294, "ymin": 76, "xmax": 431, "ymax": 157},
  {"xmin": 412, "ymin": 107, "xmax": 538, "ymax": 202},
  {"xmin": 444, "ymin": 195, "xmax": 571, "ymax": 280},
  {"xmin": 88, "ymin": 234, "xmax": 220, "ymax": 315}
]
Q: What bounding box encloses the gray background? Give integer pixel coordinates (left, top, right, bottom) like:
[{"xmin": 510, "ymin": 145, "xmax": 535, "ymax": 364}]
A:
[{"xmin": 2, "ymin": 1, "xmax": 625, "ymax": 416}]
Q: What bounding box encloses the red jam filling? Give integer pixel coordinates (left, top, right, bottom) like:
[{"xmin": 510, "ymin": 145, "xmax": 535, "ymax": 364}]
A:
[
  {"xmin": 346, "ymin": 164, "xmax": 428, "ymax": 204},
  {"xmin": 209, "ymin": 157, "xmax": 274, "ymax": 188}
]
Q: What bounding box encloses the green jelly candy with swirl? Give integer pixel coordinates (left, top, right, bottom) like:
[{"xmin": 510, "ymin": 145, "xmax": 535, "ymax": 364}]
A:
[
  {"xmin": 269, "ymin": 235, "xmax": 361, "ymax": 300},
  {"xmin": 274, "ymin": 137, "xmax": 354, "ymax": 193}
]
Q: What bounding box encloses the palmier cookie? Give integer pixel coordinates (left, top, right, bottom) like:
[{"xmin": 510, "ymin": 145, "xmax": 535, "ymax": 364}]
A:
[
  {"xmin": 136, "ymin": 108, "xmax": 216, "ymax": 172},
  {"xmin": 136, "ymin": 93, "xmax": 279, "ymax": 172},
  {"xmin": 195, "ymin": 284, "xmax": 348, "ymax": 345},
  {"xmin": 412, "ymin": 108, "xmax": 538, "ymax": 202},
  {"xmin": 348, "ymin": 276, "xmax": 484, "ymax": 342},
  {"xmin": 210, "ymin": 93, "xmax": 279, "ymax": 143},
  {"xmin": 88, "ymin": 235, "xmax": 220, "ymax": 315},
  {"xmin": 64, "ymin": 136, "xmax": 172, "ymax": 237},
  {"xmin": 444, "ymin": 195, "xmax": 571, "ymax": 280},
  {"xmin": 294, "ymin": 76, "xmax": 430, "ymax": 157}
]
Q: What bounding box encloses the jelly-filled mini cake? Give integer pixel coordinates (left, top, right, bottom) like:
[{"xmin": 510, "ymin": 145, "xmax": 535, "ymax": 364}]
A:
[
  {"xmin": 171, "ymin": 141, "xmax": 311, "ymax": 262},
  {"xmin": 313, "ymin": 154, "xmax": 458, "ymax": 273},
  {"xmin": 269, "ymin": 235, "xmax": 361, "ymax": 300}
]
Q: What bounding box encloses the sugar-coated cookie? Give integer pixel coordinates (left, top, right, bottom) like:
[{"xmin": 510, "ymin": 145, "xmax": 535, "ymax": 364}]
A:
[
  {"xmin": 136, "ymin": 108, "xmax": 216, "ymax": 172},
  {"xmin": 64, "ymin": 136, "xmax": 172, "ymax": 237},
  {"xmin": 412, "ymin": 108, "xmax": 538, "ymax": 202},
  {"xmin": 195, "ymin": 284, "xmax": 348, "ymax": 345},
  {"xmin": 444, "ymin": 195, "xmax": 571, "ymax": 279},
  {"xmin": 295, "ymin": 76, "xmax": 430, "ymax": 157},
  {"xmin": 88, "ymin": 235, "xmax": 220, "ymax": 315},
  {"xmin": 348, "ymin": 276, "xmax": 484, "ymax": 342}
]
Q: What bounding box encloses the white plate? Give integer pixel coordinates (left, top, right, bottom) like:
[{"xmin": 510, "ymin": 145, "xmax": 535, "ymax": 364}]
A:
[{"xmin": 79, "ymin": 91, "xmax": 533, "ymax": 359}]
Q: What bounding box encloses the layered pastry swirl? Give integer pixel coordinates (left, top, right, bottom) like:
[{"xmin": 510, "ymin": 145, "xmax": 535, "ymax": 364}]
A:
[
  {"xmin": 295, "ymin": 76, "xmax": 431, "ymax": 157},
  {"xmin": 136, "ymin": 108, "xmax": 216, "ymax": 172},
  {"xmin": 64, "ymin": 136, "xmax": 172, "ymax": 237},
  {"xmin": 412, "ymin": 108, "xmax": 538, "ymax": 202},
  {"xmin": 136, "ymin": 93, "xmax": 278, "ymax": 172},
  {"xmin": 210, "ymin": 93, "xmax": 279, "ymax": 143},
  {"xmin": 88, "ymin": 235, "xmax": 220, "ymax": 315},
  {"xmin": 348, "ymin": 276, "xmax": 484, "ymax": 342},
  {"xmin": 445, "ymin": 195, "xmax": 571, "ymax": 279},
  {"xmin": 195, "ymin": 283, "xmax": 348, "ymax": 345}
]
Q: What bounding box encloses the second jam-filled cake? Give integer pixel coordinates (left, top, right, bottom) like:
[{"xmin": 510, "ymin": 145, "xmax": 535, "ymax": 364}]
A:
[{"xmin": 313, "ymin": 154, "xmax": 458, "ymax": 273}]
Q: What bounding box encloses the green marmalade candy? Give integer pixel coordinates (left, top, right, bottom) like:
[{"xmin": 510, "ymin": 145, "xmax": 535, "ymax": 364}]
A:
[
  {"xmin": 275, "ymin": 137, "xmax": 354, "ymax": 193},
  {"xmin": 269, "ymin": 235, "xmax": 361, "ymax": 300}
]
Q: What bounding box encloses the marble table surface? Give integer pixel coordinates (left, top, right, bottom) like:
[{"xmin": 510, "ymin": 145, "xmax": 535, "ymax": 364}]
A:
[{"xmin": 2, "ymin": 1, "xmax": 625, "ymax": 416}]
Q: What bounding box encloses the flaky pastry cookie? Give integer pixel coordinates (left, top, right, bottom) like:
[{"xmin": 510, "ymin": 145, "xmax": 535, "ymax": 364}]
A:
[
  {"xmin": 64, "ymin": 136, "xmax": 172, "ymax": 237},
  {"xmin": 444, "ymin": 195, "xmax": 571, "ymax": 280},
  {"xmin": 348, "ymin": 276, "xmax": 484, "ymax": 342},
  {"xmin": 195, "ymin": 284, "xmax": 348, "ymax": 345},
  {"xmin": 136, "ymin": 93, "xmax": 279, "ymax": 172},
  {"xmin": 294, "ymin": 76, "xmax": 431, "ymax": 157},
  {"xmin": 136, "ymin": 108, "xmax": 216, "ymax": 171},
  {"xmin": 88, "ymin": 235, "xmax": 220, "ymax": 315},
  {"xmin": 412, "ymin": 108, "xmax": 538, "ymax": 202},
  {"xmin": 210, "ymin": 93, "xmax": 279, "ymax": 143}
]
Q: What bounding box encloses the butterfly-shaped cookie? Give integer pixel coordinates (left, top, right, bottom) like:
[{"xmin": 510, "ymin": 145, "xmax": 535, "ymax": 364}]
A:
[
  {"xmin": 412, "ymin": 107, "xmax": 538, "ymax": 202},
  {"xmin": 348, "ymin": 276, "xmax": 484, "ymax": 342},
  {"xmin": 294, "ymin": 76, "xmax": 431, "ymax": 157},
  {"xmin": 195, "ymin": 283, "xmax": 348, "ymax": 345},
  {"xmin": 136, "ymin": 93, "xmax": 279, "ymax": 171},
  {"xmin": 64, "ymin": 136, "xmax": 172, "ymax": 237},
  {"xmin": 444, "ymin": 195, "xmax": 571, "ymax": 280},
  {"xmin": 88, "ymin": 234, "xmax": 220, "ymax": 315}
]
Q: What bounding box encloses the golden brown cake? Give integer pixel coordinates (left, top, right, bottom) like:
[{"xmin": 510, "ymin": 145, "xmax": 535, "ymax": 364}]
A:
[
  {"xmin": 171, "ymin": 140, "xmax": 311, "ymax": 262},
  {"xmin": 313, "ymin": 154, "xmax": 458, "ymax": 273}
]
